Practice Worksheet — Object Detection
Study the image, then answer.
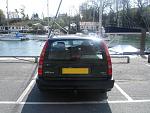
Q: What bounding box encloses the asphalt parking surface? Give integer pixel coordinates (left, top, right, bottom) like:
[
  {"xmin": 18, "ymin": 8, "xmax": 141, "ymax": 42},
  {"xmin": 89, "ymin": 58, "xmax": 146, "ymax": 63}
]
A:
[{"xmin": 0, "ymin": 57, "xmax": 150, "ymax": 113}]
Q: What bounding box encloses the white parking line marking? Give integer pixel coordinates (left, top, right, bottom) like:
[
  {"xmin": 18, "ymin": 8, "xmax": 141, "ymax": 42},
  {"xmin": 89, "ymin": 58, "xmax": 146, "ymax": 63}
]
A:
[
  {"xmin": 1, "ymin": 100, "xmax": 150, "ymax": 105},
  {"xmin": 16, "ymin": 73, "xmax": 37, "ymax": 103},
  {"xmin": 33, "ymin": 73, "xmax": 38, "ymax": 79},
  {"xmin": 114, "ymin": 83, "xmax": 133, "ymax": 101},
  {"xmin": 16, "ymin": 80, "xmax": 36, "ymax": 103},
  {"xmin": 21, "ymin": 100, "xmax": 150, "ymax": 104},
  {"xmin": 0, "ymin": 101, "xmax": 16, "ymax": 104}
]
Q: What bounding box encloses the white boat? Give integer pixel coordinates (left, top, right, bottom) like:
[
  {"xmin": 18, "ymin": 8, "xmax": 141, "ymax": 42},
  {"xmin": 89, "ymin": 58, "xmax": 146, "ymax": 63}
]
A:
[
  {"xmin": 0, "ymin": 0, "xmax": 29, "ymax": 41},
  {"xmin": 0, "ymin": 33, "xmax": 29, "ymax": 41},
  {"xmin": 109, "ymin": 45, "xmax": 140, "ymax": 55},
  {"xmin": 26, "ymin": 34, "xmax": 48, "ymax": 41},
  {"xmin": 0, "ymin": 37, "xmax": 28, "ymax": 41}
]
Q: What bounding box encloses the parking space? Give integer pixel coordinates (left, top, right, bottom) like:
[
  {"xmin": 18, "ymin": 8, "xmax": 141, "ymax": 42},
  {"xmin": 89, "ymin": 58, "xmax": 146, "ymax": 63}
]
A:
[
  {"xmin": 0, "ymin": 80, "xmax": 28, "ymax": 101},
  {"xmin": 112, "ymin": 56, "xmax": 150, "ymax": 101},
  {"xmin": 0, "ymin": 57, "xmax": 150, "ymax": 113},
  {"xmin": 117, "ymin": 81, "xmax": 150, "ymax": 100},
  {"xmin": 0, "ymin": 61, "xmax": 37, "ymax": 101}
]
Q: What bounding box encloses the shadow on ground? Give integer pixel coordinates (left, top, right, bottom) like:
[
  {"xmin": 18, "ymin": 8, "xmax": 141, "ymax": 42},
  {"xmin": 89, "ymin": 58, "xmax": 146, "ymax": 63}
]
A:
[{"xmin": 21, "ymin": 85, "xmax": 112, "ymax": 113}]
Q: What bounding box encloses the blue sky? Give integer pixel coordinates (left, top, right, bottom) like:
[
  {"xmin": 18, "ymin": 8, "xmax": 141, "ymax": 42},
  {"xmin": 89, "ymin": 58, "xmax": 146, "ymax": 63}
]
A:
[{"xmin": 0, "ymin": 0, "xmax": 86, "ymax": 18}]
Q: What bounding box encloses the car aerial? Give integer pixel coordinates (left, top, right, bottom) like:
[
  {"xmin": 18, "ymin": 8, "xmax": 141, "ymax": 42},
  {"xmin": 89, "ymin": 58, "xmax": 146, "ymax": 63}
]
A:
[{"xmin": 36, "ymin": 35, "xmax": 114, "ymax": 93}]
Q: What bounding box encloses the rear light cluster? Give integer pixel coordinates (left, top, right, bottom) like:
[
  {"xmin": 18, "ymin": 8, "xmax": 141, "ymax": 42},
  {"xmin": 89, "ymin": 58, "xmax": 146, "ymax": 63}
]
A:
[
  {"xmin": 102, "ymin": 42, "xmax": 112, "ymax": 76},
  {"xmin": 38, "ymin": 41, "xmax": 48, "ymax": 76}
]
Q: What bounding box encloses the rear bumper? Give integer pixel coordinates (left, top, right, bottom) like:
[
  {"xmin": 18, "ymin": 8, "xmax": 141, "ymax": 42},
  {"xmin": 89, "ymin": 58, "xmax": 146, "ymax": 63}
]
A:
[{"xmin": 36, "ymin": 77, "xmax": 114, "ymax": 91}]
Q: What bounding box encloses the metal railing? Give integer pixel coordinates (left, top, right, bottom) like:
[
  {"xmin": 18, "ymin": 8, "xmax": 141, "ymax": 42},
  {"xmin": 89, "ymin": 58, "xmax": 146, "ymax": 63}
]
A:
[
  {"xmin": 148, "ymin": 54, "xmax": 150, "ymax": 63},
  {"xmin": 0, "ymin": 55, "xmax": 130, "ymax": 63},
  {"xmin": 0, "ymin": 56, "xmax": 39, "ymax": 63},
  {"xmin": 0, "ymin": 54, "xmax": 150, "ymax": 64},
  {"xmin": 110, "ymin": 55, "xmax": 130, "ymax": 63}
]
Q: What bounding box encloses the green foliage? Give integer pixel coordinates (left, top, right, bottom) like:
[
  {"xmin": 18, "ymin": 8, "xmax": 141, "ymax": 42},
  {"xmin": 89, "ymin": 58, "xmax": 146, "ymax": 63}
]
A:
[
  {"xmin": 27, "ymin": 22, "xmax": 32, "ymax": 27},
  {"xmin": 20, "ymin": 8, "xmax": 25, "ymax": 19},
  {"xmin": 80, "ymin": 0, "xmax": 150, "ymax": 30},
  {"xmin": 25, "ymin": 14, "xmax": 29, "ymax": 21},
  {"xmin": 80, "ymin": 4, "xmax": 99, "ymax": 22},
  {"xmin": 31, "ymin": 13, "xmax": 39, "ymax": 20},
  {"xmin": 0, "ymin": 9, "xmax": 6, "ymax": 25},
  {"xmin": 32, "ymin": 23, "xmax": 44, "ymax": 31}
]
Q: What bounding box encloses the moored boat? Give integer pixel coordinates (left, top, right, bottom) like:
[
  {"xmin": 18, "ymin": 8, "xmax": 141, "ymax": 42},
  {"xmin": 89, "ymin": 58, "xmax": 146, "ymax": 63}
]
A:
[{"xmin": 0, "ymin": 33, "xmax": 29, "ymax": 41}]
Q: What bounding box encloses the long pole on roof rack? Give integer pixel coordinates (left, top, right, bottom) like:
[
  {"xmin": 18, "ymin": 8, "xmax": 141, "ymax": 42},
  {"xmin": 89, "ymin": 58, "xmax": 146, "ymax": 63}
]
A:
[
  {"xmin": 54, "ymin": 21, "xmax": 68, "ymax": 33},
  {"xmin": 48, "ymin": 0, "xmax": 63, "ymax": 38}
]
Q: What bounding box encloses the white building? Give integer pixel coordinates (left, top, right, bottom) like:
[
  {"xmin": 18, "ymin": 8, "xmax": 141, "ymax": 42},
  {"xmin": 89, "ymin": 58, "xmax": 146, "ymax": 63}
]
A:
[
  {"xmin": 0, "ymin": 25, "xmax": 29, "ymax": 32},
  {"xmin": 80, "ymin": 22, "xmax": 99, "ymax": 31}
]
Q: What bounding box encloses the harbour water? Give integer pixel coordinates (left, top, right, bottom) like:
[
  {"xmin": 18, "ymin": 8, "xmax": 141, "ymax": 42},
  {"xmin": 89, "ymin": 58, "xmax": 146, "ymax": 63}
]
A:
[
  {"xmin": 0, "ymin": 40, "xmax": 45, "ymax": 56},
  {"xmin": 0, "ymin": 34, "xmax": 149, "ymax": 56},
  {"xmin": 108, "ymin": 34, "xmax": 150, "ymax": 49}
]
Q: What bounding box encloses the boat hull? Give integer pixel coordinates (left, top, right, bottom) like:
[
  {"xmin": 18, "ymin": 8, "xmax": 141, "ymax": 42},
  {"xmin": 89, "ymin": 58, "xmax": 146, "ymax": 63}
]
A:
[{"xmin": 0, "ymin": 37, "xmax": 29, "ymax": 41}]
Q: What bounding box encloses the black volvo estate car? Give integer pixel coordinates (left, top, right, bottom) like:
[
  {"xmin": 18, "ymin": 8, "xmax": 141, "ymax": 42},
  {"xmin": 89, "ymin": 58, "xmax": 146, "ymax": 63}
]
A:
[{"xmin": 36, "ymin": 35, "xmax": 114, "ymax": 93}]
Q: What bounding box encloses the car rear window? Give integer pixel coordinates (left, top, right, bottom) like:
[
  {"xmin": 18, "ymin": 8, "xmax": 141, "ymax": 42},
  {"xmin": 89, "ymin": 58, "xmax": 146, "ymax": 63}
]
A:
[{"xmin": 48, "ymin": 39, "xmax": 104, "ymax": 60}]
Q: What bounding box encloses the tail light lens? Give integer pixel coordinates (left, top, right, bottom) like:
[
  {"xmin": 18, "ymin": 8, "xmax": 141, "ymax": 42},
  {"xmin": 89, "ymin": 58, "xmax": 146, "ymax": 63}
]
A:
[
  {"xmin": 38, "ymin": 41, "xmax": 48, "ymax": 76},
  {"xmin": 102, "ymin": 42, "xmax": 112, "ymax": 76}
]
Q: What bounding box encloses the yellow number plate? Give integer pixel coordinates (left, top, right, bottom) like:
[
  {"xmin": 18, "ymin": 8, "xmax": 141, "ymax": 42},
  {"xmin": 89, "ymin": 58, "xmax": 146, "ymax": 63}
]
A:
[{"xmin": 62, "ymin": 68, "xmax": 89, "ymax": 74}]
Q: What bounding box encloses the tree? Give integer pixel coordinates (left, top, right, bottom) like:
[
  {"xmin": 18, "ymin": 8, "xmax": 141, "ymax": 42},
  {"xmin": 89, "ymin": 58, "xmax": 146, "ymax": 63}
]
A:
[
  {"xmin": 20, "ymin": 6, "xmax": 26, "ymax": 20},
  {"xmin": 31, "ymin": 13, "xmax": 39, "ymax": 20},
  {"xmin": 0, "ymin": 9, "xmax": 6, "ymax": 25},
  {"xmin": 108, "ymin": 9, "xmax": 116, "ymax": 26},
  {"xmin": 135, "ymin": 0, "xmax": 150, "ymax": 29},
  {"xmin": 119, "ymin": 0, "xmax": 133, "ymax": 27},
  {"xmin": 15, "ymin": 9, "xmax": 19, "ymax": 18},
  {"xmin": 79, "ymin": 2, "xmax": 91, "ymax": 21},
  {"xmin": 101, "ymin": 0, "xmax": 150, "ymax": 29},
  {"xmin": 27, "ymin": 22, "xmax": 32, "ymax": 27},
  {"xmin": 32, "ymin": 23, "xmax": 44, "ymax": 31},
  {"xmin": 25, "ymin": 14, "xmax": 29, "ymax": 20},
  {"xmin": 79, "ymin": 0, "xmax": 112, "ymax": 23}
]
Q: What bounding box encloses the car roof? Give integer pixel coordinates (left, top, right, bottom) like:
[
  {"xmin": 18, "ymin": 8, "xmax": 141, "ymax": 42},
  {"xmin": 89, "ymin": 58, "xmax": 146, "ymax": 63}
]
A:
[{"xmin": 48, "ymin": 35, "xmax": 103, "ymax": 41}]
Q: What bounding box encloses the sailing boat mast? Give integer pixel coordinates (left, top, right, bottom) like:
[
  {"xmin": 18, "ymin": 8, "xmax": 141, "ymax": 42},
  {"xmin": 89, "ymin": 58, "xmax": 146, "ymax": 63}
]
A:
[
  {"xmin": 6, "ymin": 0, "xmax": 9, "ymax": 33},
  {"xmin": 47, "ymin": 0, "xmax": 50, "ymax": 31},
  {"xmin": 98, "ymin": 0, "xmax": 103, "ymax": 36}
]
